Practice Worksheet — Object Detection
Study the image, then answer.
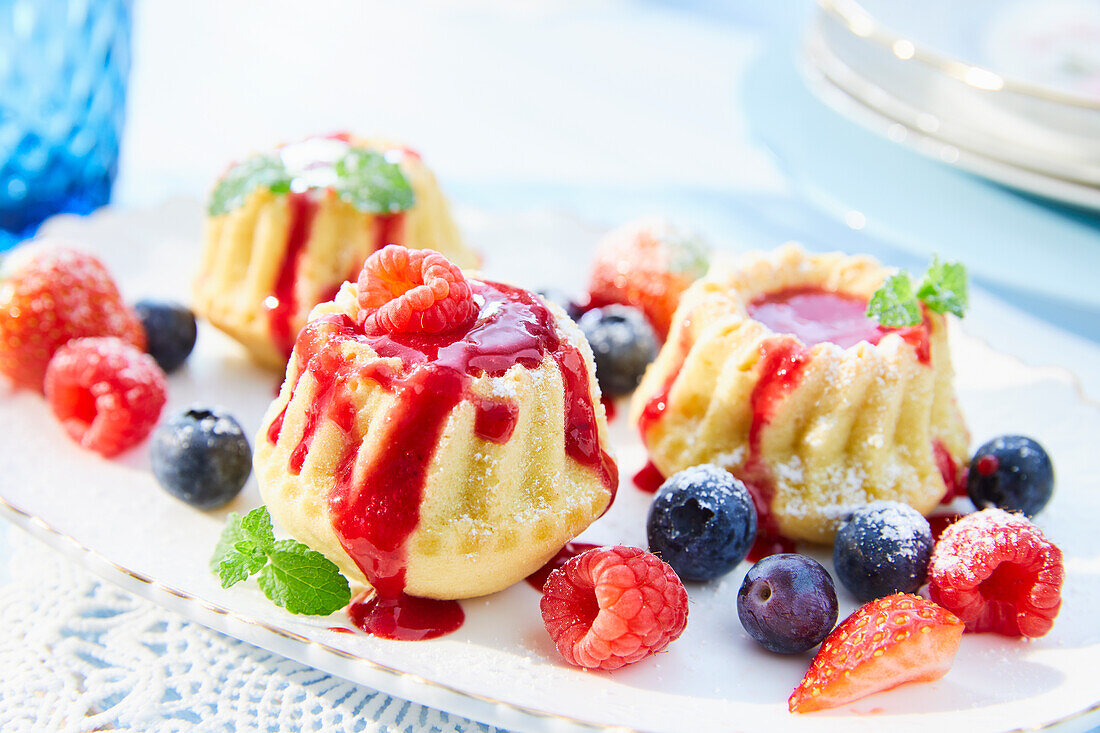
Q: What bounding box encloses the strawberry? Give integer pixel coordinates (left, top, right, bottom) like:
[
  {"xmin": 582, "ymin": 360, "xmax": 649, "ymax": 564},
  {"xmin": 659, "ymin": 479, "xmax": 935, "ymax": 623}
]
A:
[
  {"xmin": 0, "ymin": 245, "xmax": 145, "ymax": 391},
  {"xmin": 788, "ymin": 594, "xmax": 963, "ymax": 714},
  {"xmin": 587, "ymin": 218, "xmax": 708, "ymax": 339}
]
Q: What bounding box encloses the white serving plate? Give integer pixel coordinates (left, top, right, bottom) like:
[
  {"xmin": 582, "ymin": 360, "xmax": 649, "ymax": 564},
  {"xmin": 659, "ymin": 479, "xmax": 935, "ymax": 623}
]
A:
[
  {"xmin": 2, "ymin": 201, "xmax": 1099, "ymax": 733},
  {"xmin": 806, "ymin": 0, "xmax": 1100, "ymax": 205},
  {"xmin": 802, "ymin": 15, "xmax": 1100, "ymax": 212}
]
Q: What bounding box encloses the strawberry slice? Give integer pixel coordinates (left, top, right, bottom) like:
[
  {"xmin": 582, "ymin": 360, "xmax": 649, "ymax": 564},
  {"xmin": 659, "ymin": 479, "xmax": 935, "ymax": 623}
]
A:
[
  {"xmin": 789, "ymin": 594, "xmax": 963, "ymax": 714},
  {"xmin": 357, "ymin": 245, "xmax": 478, "ymax": 335}
]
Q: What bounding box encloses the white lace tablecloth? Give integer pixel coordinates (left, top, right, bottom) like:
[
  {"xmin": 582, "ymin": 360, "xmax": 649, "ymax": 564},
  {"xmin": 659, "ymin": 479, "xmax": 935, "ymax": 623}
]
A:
[{"xmin": 0, "ymin": 527, "xmax": 507, "ymax": 733}]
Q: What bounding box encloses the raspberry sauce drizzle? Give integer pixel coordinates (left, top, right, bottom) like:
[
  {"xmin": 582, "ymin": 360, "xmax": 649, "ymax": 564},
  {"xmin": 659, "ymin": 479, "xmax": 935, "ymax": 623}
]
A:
[
  {"xmin": 524, "ymin": 542, "xmax": 601, "ymax": 590},
  {"xmin": 267, "ymin": 191, "xmax": 320, "ymax": 360},
  {"xmin": 272, "ymin": 280, "xmax": 615, "ymax": 640},
  {"xmin": 933, "ymin": 439, "xmax": 966, "ymax": 503},
  {"xmin": 743, "ymin": 339, "xmax": 808, "ymax": 561}
]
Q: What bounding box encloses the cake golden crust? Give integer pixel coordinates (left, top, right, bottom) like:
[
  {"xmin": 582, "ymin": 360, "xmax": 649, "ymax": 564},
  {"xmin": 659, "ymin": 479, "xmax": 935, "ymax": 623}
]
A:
[
  {"xmin": 255, "ymin": 280, "xmax": 616, "ymax": 600},
  {"xmin": 630, "ymin": 244, "xmax": 969, "ymax": 545},
  {"xmin": 194, "ymin": 135, "xmax": 477, "ymax": 369}
]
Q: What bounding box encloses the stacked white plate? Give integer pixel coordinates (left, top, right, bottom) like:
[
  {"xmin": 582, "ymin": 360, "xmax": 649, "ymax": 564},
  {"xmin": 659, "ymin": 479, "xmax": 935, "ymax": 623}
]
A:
[{"xmin": 802, "ymin": 0, "xmax": 1100, "ymax": 210}]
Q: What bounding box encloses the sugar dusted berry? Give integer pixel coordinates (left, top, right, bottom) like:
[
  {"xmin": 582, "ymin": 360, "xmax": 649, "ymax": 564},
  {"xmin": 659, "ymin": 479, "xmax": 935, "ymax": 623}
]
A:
[
  {"xmin": 357, "ymin": 245, "xmax": 478, "ymax": 335},
  {"xmin": 44, "ymin": 337, "xmax": 167, "ymax": 457},
  {"xmin": 967, "ymin": 435, "xmax": 1054, "ymax": 518},
  {"xmin": 833, "ymin": 501, "xmax": 934, "ymax": 601},
  {"xmin": 151, "ymin": 407, "xmax": 252, "ymax": 509},
  {"xmin": 588, "ymin": 218, "xmax": 709, "ymax": 338},
  {"xmin": 789, "ymin": 594, "xmax": 963, "ymax": 713},
  {"xmin": 540, "ymin": 545, "xmax": 688, "ymax": 670},
  {"xmin": 0, "ymin": 245, "xmax": 145, "ymax": 391},
  {"xmin": 737, "ymin": 554, "xmax": 838, "ymax": 654},
  {"xmin": 134, "ymin": 299, "xmax": 197, "ymax": 373},
  {"xmin": 928, "ymin": 508, "xmax": 1063, "ymax": 638},
  {"xmin": 578, "ymin": 305, "xmax": 658, "ymax": 397},
  {"xmin": 647, "ymin": 464, "xmax": 757, "ymax": 581}
]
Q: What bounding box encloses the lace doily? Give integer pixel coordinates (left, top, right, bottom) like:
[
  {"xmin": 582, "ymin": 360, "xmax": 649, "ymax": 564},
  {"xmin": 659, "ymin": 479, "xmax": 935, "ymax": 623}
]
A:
[{"xmin": 0, "ymin": 529, "xmax": 507, "ymax": 733}]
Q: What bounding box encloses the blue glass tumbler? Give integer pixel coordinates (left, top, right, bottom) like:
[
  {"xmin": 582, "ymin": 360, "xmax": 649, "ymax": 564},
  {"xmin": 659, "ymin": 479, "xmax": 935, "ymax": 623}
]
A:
[{"xmin": 0, "ymin": 0, "xmax": 131, "ymax": 250}]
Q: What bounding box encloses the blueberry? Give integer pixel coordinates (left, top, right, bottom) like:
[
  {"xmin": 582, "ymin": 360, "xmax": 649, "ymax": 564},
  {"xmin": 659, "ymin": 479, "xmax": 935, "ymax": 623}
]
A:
[
  {"xmin": 737, "ymin": 554, "xmax": 838, "ymax": 654},
  {"xmin": 151, "ymin": 407, "xmax": 252, "ymax": 509},
  {"xmin": 832, "ymin": 501, "xmax": 933, "ymax": 601},
  {"xmin": 536, "ymin": 288, "xmax": 583, "ymax": 321},
  {"xmin": 134, "ymin": 299, "xmax": 197, "ymax": 373},
  {"xmin": 967, "ymin": 435, "xmax": 1054, "ymax": 517},
  {"xmin": 577, "ymin": 305, "xmax": 658, "ymax": 397},
  {"xmin": 647, "ymin": 465, "xmax": 757, "ymax": 581}
]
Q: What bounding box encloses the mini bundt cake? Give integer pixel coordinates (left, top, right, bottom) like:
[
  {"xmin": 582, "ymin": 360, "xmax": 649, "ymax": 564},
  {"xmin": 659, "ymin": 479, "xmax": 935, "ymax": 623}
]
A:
[
  {"xmin": 630, "ymin": 244, "xmax": 969, "ymax": 547},
  {"xmin": 194, "ymin": 133, "xmax": 478, "ymax": 369},
  {"xmin": 256, "ymin": 245, "xmax": 617, "ymax": 602}
]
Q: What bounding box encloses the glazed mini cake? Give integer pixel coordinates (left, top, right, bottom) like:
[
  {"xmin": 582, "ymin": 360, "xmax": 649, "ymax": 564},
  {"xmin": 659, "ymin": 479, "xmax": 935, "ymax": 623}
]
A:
[
  {"xmin": 255, "ymin": 246, "xmax": 617, "ymax": 600},
  {"xmin": 630, "ymin": 244, "xmax": 969, "ymax": 545},
  {"xmin": 194, "ymin": 133, "xmax": 478, "ymax": 369}
]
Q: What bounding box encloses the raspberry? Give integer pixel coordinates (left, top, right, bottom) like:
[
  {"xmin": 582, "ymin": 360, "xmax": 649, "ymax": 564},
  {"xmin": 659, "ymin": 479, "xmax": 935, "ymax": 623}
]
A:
[
  {"xmin": 44, "ymin": 337, "xmax": 168, "ymax": 457},
  {"xmin": 0, "ymin": 245, "xmax": 145, "ymax": 391},
  {"xmin": 357, "ymin": 245, "xmax": 478, "ymax": 336},
  {"xmin": 587, "ymin": 219, "xmax": 709, "ymax": 339},
  {"xmin": 928, "ymin": 508, "xmax": 1063, "ymax": 638},
  {"xmin": 540, "ymin": 545, "xmax": 688, "ymax": 670}
]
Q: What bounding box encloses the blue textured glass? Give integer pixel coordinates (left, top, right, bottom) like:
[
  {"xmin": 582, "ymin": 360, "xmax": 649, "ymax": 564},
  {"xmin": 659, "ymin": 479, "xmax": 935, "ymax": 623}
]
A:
[{"xmin": 0, "ymin": 0, "xmax": 131, "ymax": 250}]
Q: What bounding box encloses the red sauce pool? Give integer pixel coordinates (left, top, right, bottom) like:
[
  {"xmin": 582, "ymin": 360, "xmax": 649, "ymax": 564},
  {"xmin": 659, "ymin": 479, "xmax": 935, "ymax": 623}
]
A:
[
  {"xmin": 632, "ymin": 460, "xmax": 666, "ymax": 494},
  {"xmin": 601, "ymin": 394, "xmax": 617, "ymax": 422},
  {"xmin": 748, "ymin": 287, "xmax": 931, "ymax": 365},
  {"xmin": 524, "ymin": 542, "xmax": 601, "ymax": 590},
  {"xmin": 348, "ymin": 590, "xmax": 464, "ymax": 641},
  {"xmin": 273, "ymin": 280, "xmax": 616, "ymax": 640}
]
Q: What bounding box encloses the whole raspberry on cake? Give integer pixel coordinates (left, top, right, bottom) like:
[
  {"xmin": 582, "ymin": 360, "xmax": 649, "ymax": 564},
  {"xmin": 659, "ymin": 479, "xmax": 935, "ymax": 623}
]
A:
[
  {"xmin": 193, "ymin": 133, "xmax": 479, "ymax": 369},
  {"xmin": 630, "ymin": 244, "xmax": 969, "ymax": 548},
  {"xmin": 255, "ymin": 245, "xmax": 617, "ymax": 602}
]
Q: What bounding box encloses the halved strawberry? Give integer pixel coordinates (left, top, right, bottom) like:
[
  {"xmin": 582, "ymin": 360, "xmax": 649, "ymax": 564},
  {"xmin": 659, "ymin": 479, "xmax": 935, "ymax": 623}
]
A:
[
  {"xmin": 587, "ymin": 218, "xmax": 708, "ymax": 339},
  {"xmin": 0, "ymin": 244, "xmax": 145, "ymax": 391},
  {"xmin": 789, "ymin": 594, "xmax": 963, "ymax": 714}
]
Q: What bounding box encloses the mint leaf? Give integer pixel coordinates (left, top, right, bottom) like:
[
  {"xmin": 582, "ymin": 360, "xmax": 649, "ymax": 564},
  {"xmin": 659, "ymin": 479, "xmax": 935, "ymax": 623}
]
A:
[
  {"xmin": 208, "ymin": 154, "xmax": 292, "ymax": 216},
  {"xmin": 257, "ymin": 540, "xmax": 351, "ymax": 616},
  {"xmin": 216, "ymin": 552, "xmax": 253, "ymax": 589},
  {"xmin": 333, "ymin": 148, "xmax": 415, "ymax": 214},
  {"xmin": 210, "ymin": 512, "xmax": 246, "ymax": 573},
  {"xmin": 239, "ymin": 506, "xmax": 275, "ymax": 553},
  {"xmin": 867, "ymin": 272, "xmax": 921, "ymax": 327},
  {"xmin": 917, "ymin": 256, "xmax": 968, "ymax": 317}
]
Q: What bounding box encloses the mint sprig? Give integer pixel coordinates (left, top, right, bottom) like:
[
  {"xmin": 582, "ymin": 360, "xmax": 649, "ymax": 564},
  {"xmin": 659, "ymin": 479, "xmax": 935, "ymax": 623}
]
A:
[
  {"xmin": 867, "ymin": 272, "xmax": 922, "ymax": 327},
  {"xmin": 210, "ymin": 507, "xmax": 351, "ymax": 616},
  {"xmin": 866, "ymin": 256, "xmax": 968, "ymax": 327},
  {"xmin": 208, "ymin": 155, "xmax": 292, "ymax": 216},
  {"xmin": 916, "ymin": 256, "xmax": 968, "ymax": 317},
  {"xmin": 333, "ymin": 148, "xmax": 416, "ymax": 214}
]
